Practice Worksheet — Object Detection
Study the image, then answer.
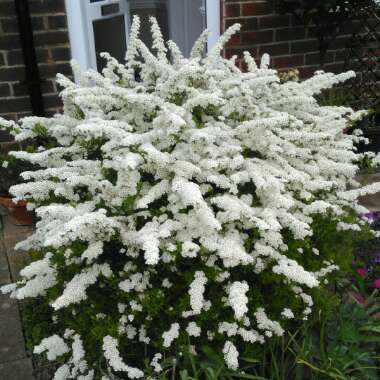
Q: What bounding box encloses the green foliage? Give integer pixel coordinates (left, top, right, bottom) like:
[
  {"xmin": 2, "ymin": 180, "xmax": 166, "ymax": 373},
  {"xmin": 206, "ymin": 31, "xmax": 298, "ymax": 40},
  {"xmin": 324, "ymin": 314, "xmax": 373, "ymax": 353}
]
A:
[{"xmin": 316, "ymin": 88, "xmax": 356, "ymax": 108}]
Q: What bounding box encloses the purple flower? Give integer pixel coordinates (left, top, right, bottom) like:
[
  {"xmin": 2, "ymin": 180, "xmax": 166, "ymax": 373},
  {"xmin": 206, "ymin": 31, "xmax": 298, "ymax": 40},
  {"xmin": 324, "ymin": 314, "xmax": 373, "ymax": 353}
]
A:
[
  {"xmin": 362, "ymin": 212, "xmax": 380, "ymax": 224},
  {"xmin": 356, "ymin": 267, "xmax": 367, "ymax": 277},
  {"xmin": 373, "ymin": 279, "xmax": 380, "ymax": 288}
]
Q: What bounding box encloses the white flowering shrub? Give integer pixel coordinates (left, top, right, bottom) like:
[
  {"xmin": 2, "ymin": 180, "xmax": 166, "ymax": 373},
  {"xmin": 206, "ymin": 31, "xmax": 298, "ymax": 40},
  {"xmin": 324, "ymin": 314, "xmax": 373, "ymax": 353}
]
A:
[{"xmin": 1, "ymin": 17, "xmax": 380, "ymax": 379}]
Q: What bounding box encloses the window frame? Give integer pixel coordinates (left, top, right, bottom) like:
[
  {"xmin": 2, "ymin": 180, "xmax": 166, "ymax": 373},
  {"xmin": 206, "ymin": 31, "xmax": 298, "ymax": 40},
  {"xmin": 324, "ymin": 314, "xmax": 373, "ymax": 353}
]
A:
[{"xmin": 65, "ymin": 0, "xmax": 221, "ymax": 74}]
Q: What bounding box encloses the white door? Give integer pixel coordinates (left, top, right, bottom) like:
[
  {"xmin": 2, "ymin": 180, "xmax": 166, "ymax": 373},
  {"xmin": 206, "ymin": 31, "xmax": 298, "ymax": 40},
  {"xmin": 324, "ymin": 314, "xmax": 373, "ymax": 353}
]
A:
[{"xmin": 65, "ymin": 0, "xmax": 220, "ymax": 72}]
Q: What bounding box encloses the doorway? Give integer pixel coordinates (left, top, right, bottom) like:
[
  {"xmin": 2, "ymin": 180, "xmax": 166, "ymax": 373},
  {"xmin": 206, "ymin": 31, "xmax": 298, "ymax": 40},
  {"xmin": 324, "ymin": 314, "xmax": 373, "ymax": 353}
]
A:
[{"xmin": 65, "ymin": 0, "xmax": 221, "ymax": 72}]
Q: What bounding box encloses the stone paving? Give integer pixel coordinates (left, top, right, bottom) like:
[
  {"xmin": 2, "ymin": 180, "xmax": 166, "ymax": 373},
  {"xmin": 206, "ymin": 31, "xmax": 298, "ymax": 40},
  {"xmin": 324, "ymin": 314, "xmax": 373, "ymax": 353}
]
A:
[{"xmin": 0, "ymin": 213, "xmax": 34, "ymax": 380}]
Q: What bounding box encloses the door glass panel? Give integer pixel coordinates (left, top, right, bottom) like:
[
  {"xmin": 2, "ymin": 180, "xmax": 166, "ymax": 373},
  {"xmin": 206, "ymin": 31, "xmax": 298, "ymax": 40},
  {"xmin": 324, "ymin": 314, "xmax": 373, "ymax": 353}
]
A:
[
  {"xmin": 128, "ymin": 0, "xmax": 205, "ymax": 57},
  {"xmin": 129, "ymin": 0, "xmax": 169, "ymax": 51},
  {"xmin": 168, "ymin": 0, "xmax": 205, "ymax": 56},
  {"xmin": 93, "ymin": 15, "xmax": 127, "ymax": 71}
]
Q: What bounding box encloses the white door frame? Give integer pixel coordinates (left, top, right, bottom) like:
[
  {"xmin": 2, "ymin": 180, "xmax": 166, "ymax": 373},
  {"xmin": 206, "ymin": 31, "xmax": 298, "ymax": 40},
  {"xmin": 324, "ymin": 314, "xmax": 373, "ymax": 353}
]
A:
[
  {"xmin": 206, "ymin": 0, "xmax": 220, "ymax": 51},
  {"xmin": 65, "ymin": 0, "xmax": 221, "ymax": 72}
]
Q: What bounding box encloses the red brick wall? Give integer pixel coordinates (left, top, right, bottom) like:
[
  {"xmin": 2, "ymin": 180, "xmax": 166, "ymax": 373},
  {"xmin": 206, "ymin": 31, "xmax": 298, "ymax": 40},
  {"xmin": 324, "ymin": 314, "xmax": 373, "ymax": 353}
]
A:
[
  {"xmin": 221, "ymin": 0, "xmax": 352, "ymax": 77},
  {"xmin": 0, "ymin": 0, "xmax": 71, "ymax": 121},
  {"xmin": 0, "ymin": 0, "xmax": 363, "ymax": 122}
]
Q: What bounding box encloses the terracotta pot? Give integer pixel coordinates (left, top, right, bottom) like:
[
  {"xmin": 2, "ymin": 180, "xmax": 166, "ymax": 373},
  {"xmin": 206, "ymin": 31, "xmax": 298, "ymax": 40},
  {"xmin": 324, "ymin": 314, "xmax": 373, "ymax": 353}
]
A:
[{"xmin": 0, "ymin": 197, "xmax": 33, "ymax": 226}]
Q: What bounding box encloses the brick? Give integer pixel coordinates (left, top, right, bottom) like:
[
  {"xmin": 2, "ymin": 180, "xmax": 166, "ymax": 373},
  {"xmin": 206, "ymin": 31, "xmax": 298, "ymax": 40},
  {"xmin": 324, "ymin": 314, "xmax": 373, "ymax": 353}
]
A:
[
  {"xmin": 305, "ymin": 52, "xmax": 334, "ymax": 66},
  {"xmin": 225, "ymin": 17, "xmax": 241, "ymax": 30},
  {"xmin": 291, "ymin": 39, "xmax": 319, "ymax": 54},
  {"xmin": 241, "ymin": 30, "xmax": 274, "ymax": 45},
  {"xmin": 11, "ymin": 82, "xmax": 29, "ymax": 97},
  {"xmin": 51, "ymin": 46, "xmax": 71, "ymax": 62},
  {"xmin": 0, "ymin": 34, "xmax": 21, "ymax": 50},
  {"xmin": 0, "ymin": 66, "xmax": 25, "ymax": 81},
  {"xmin": 48, "ymin": 15, "xmax": 68, "ymax": 30},
  {"xmin": 33, "ymin": 30, "xmax": 69, "ymax": 46},
  {"xmin": 298, "ymin": 65, "xmax": 319, "ymax": 78},
  {"xmin": 28, "ymin": 0, "xmax": 66, "ymax": 14},
  {"xmin": 226, "ymin": 17, "xmax": 259, "ymax": 32},
  {"xmin": 43, "ymin": 93, "xmax": 62, "ymax": 108},
  {"xmin": 259, "ymin": 42, "xmax": 290, "ymax": 56},
  {"xmin": 334, "ymin": 49, "xmax": 347, "ymax": 63},
  {"xmin": 224, "ymin": 47, "xmax": 246, "ymax": 60},
  {"xmin": 14, "ymin": 79, "xmax": 56, "ymax": 97},
  {"xmin": 338, "ymin": 20, "xmax": 360, "ymax": 35},
  {"xmin": 39, "ymin": 62, "xmax": 72, "ymax": 77},
  {"xmin": 0, "ymin": 129, "xmax": 13, "ymax": 142},
  {"xmin": 225, "ymin": 3, "xmax": 240, "ymax": 18},
  {"xmin": 0, "ymin": 52, "xmax": 5, "ymax": 66},
  {"xmin": 291, "ymin": 14, "xmax": 306, "ymax": 27},
  {"xmin": 242, "ymin": 2, "xmax": 274, "ymax": 16},
  {"xmin": 7, "ymin": 50, "xmax": 23, "ymax": 66},
  {"xmin": 15, "ymin": 111, "xmax": 33, "ymax": 120},
  {"xmin": 225, "ymin": 33, "xmax": 241, "ymax": 47},
  {"xmin": 276, "ymin": 27, "xmax": 306, "ymax": 42},
  {"xmin": 0, "ymin": 97, "xmax": 31, "ymax": 113},
  {"xmin": 273, "ymin": 54, "xmax": 305, "ymax": 69},
  {"xmin": 259, "ymin": 15, "xmax": 290, "ymax": 29},
  {"xmin": 0, "ymin": 113, "xmax": 16, "ymax": 121},
  {"xmin": 244, "ymin": 17, "xmax": 260, "ymax": 31},
  {"xmin": 31, "ymin": 16, "xmax": 46, "ymax": 31},
  {"xmin": 324, "ymin": 62, "xmax": 345, "ymax": 74},
  {"xmin": 0, "ymin": 1, "xmax": 15, "ymax": 16},
  {"xmin": 41, "ymin": 79, "xmax": 56, "ymax": 94},
  {"xmin": 330, "ymin": 36, "xmax": 350, "ymax": 50},
  {"xmin": 35, "ymin": 47, "xmax": 50, "ymax": 62},
  {"xmin": 1, "ymin": 18, "xmax": 19, "ymax": 34},
  {"xmin": 45, "ymin": 108, "xmax": 61, "ymax": 117},
  {"xmin": 0, "ymin": 84, "xmax": 11, "ymax": 97}
]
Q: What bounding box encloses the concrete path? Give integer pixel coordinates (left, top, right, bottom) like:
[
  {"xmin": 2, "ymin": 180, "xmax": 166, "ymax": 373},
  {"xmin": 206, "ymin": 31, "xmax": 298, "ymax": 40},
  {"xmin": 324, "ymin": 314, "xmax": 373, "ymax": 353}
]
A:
[{"xmin": 0, "ymin": 214, "xmax": 34, "ymax": 380}]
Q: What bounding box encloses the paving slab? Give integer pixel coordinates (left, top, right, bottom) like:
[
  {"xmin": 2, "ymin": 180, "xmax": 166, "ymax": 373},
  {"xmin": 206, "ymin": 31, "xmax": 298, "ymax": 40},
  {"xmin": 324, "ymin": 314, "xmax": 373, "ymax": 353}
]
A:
[
  {"xmin": 0, "ymin": 238, "xmax": 10, "ymax": 285},
  {"xmin": 356, "ymin": 173, "xmax": 380, "ymax": 212},
  {"xmin": 2, "ymin": 216, "xmax": 33, "ymax": 281},
  {"xmin": 0, "ymin": 293, "xmax": 27, "ymax": 363},
  {"xmin": 0, "ymin": 357, "xmax": 34, "ymax": 380},
  {"xmin": 0, "ymin": 214, "xmax": 35, "ymax": 379}
]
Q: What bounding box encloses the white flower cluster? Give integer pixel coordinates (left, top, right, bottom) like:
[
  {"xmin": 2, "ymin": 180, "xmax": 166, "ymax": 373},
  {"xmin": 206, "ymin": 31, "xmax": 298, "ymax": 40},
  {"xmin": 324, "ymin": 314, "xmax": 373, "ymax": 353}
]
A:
[
  {"xmin": 223, "ymin": 341, "xmax": 239, "ymax": 370},
  {"xmin": 162, "ymin": 323, "xmax": 180, "ymax": 348},
  {"xmin": 228, "ymin": 281, "xmax": 249, "ymax": 320},
  {"xmin": 1, "ymin": 15, "xmax": 379, "ymax": 377},
  {"xmin": 103, "ymin": 335, "xmax": 144, "ymax": 378},
  {"xmin": 186, "ymin": 271, "xmax": 207, "ymax": 316},
  {"xmin": 34, "ymin": 334, "xmax": 69, "ymax": 361}
]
